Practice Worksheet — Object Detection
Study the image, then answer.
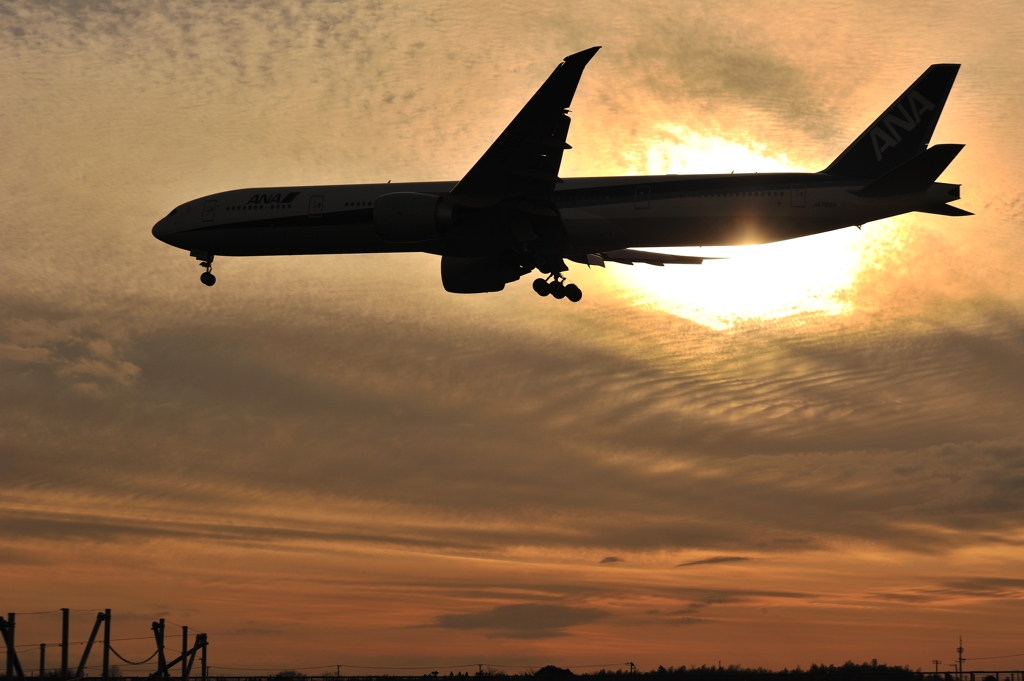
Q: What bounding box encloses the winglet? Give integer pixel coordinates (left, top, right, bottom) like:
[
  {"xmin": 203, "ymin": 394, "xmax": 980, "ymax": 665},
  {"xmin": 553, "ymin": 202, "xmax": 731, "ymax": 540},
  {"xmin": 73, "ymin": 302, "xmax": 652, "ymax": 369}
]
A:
[
  {"xmin": 564, "ymin": 46, "xmax": 601, "ymax": 69},
  {"xmin": 521, "ymin": 46, "xmax": 601, "ymax": 116}
]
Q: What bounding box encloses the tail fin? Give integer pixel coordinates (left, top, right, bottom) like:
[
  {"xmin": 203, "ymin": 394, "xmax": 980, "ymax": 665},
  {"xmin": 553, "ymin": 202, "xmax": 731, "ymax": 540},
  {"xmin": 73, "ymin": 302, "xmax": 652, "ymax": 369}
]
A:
[{"xmin": 823, "ymin": 64, "xmax": 960, "ymax": 178}]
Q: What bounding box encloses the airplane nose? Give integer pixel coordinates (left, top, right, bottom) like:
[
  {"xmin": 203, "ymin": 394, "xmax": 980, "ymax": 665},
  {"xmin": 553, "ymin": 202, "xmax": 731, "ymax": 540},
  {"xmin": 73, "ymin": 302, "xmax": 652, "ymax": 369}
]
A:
[{"xmin": 152, "ymin": 210, "xmax": 180, "ymax": 242}]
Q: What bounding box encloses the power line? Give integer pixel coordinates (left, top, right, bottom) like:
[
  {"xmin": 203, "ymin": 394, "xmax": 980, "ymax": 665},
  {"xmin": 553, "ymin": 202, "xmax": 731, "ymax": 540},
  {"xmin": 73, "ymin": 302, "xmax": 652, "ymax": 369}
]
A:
[
  {"xmin": 163, "ymin": 619, "xmax": 195, "ymax": 630},
  {"xmin": 966, "ymin": 652, "xmax": 1024, "ymax": 661},
  {"xmin": 11, "ymin": 609, "xmax": 103, "ymax": 614},
  {"xmin": 14, "ymin": 635, "xmax": 154, "ymax": 651},
  {"xmin": 108, "ymin": 645, "xmax": 159, "ymax": 666}
]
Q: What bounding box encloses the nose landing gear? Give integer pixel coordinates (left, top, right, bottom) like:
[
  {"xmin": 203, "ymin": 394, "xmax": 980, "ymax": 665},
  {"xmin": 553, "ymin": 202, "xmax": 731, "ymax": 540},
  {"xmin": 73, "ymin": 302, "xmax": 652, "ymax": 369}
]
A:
[
  {"xmin": 532, "ymin": 274, "xmax": 582, "ymax": 303},
  {"xmin": 191, "ymin": 251, "xmax": 216, "ymax": 287}
]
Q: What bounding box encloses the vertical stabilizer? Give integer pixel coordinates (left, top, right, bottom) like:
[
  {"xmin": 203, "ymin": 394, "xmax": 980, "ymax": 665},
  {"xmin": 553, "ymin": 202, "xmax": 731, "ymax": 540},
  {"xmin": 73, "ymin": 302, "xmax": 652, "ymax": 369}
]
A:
[{"xmin": 823, "ymin": 64, "xmax": 960, "ymax": 178}]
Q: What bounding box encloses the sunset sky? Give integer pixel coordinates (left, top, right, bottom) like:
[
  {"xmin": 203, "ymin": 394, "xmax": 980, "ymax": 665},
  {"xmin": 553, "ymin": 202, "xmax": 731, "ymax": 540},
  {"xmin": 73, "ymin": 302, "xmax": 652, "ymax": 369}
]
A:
[{"xmin": 2, "ymin": 0, "xmax": 1024, "ymax": 675}]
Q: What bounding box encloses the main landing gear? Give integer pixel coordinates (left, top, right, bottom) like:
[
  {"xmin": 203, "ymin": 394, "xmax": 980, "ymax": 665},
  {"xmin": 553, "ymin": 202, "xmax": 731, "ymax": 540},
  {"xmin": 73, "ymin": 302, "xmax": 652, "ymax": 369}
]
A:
[
  {"xmin": 533, "ymin": 274, "xmax": 582, "ymax": 303},
  {"xmin": 191, "ymin": 251, "xmax": 216, "ymax": 287}
]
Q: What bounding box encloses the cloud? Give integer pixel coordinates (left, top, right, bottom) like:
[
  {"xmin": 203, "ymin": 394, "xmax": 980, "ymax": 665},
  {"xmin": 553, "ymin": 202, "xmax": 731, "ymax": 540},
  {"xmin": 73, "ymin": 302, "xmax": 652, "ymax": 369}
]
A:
[
  {"xmin": 232, "ymin": 627, "xmax": 284, "ymax": 636},
  {"xmin": 675, "ymin": 556, "xmax": 751, "ymax": 568},
  {"xmin": 626, "ymin": 13, "xmax": 841, "ymax": 139},
  {"xmin": 2, "ymin": 306, "xmax": 1024, "ymax": 559},
  {"xmin": 434, "ymin": 604, "xmax": 607, "ymax": 639},
  {"xmin": 599, "ymin": 557, "xmax": 623, "ymax": 564},
  {"xmin": 870, "ymin": 578, "xmax": 1024, "ymax": 604}
]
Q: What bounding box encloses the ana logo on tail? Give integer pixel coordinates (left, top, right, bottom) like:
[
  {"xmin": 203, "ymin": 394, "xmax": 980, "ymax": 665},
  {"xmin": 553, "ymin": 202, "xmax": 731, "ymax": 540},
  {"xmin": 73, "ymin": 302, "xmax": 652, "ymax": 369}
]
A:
[{"xmin": 870, "ymin": 90, "xmax": 936, "ymax": 161}]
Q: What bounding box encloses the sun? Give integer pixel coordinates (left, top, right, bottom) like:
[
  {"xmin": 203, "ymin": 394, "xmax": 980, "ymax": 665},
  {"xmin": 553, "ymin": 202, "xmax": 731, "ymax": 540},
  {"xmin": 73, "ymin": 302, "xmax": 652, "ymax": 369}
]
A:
[{"xmin": 603, "ymin": 125, "xmax": 903, "ymax": 330}]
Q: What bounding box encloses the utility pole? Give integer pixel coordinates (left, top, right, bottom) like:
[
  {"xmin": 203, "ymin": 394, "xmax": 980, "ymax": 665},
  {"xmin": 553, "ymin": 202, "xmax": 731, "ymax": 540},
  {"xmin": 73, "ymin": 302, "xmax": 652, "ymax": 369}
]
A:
[
  {"xmin": 336, "ymin": 666, "xmax": 341, "ymax": 678},
  {"xmin": 958, "ymin": 635, "xmax": 964, "ymax": 681},
  {"xmin": 182, "ymin": 626, "xmax": 189, "ymax": 681},
  {"xmin": 41, "ymin": 644, "xmax": 47, "ymax": 678},
  {"xmin": 933, "ymin": 660, "xmax": 942, "ymax": 676},
  {"xmin": 61, "ymin": 609, "xmax": 69, "ymax": 681},
  {"xmin": 1, "ymin": 615, "xmax": 25, "ymax": 681},
  {"xmin": 74, "ymin": 612, "xmax": 106, "ymax": 680},
  {"xmin": 102, "ymin": 609, "xmax": 111, "ymax": 679},
  {"xmin": 153, "ymin": 619, "xmax": 167, "ymax": 679},
  {"xmin": 6, "ymin": 613, "xmax": 14, "ymax": 681}
]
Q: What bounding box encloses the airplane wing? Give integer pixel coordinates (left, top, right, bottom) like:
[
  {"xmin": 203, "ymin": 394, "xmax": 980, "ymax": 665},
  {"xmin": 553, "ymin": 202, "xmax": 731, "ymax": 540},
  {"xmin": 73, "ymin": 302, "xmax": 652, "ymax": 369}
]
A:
[
  {"xmin": 450, "ymin": 47, "xmax": 601, "ymax": 207},
  {"xmin": 569, "ymin": 249, "xmax": 721, "ymax": 267}
]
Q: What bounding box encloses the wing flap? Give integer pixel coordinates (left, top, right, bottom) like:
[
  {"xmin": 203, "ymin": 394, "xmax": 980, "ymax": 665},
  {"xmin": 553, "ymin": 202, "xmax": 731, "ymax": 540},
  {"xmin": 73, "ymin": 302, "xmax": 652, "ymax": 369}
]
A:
[{"xmin": 569, "ymin": 249, "xmax": 719, "ymax": 267}]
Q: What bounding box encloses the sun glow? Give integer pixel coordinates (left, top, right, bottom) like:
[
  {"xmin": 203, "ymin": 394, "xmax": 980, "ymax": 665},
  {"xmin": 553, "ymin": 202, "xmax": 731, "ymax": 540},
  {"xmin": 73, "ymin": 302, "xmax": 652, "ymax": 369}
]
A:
[{"xmin": 607, "ymin": 125, "xmax": 901, "ymax": 329}]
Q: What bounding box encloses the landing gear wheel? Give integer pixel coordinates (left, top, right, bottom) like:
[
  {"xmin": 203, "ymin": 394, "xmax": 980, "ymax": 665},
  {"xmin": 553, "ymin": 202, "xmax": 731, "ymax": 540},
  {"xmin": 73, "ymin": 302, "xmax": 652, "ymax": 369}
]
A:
[
  {"xmin": 192, "ymin": 252, "xmax": 217, "ymax": 287},
  {"xmin": 533, "ymin": 271, "xmax": 582, "ymax": 302}
]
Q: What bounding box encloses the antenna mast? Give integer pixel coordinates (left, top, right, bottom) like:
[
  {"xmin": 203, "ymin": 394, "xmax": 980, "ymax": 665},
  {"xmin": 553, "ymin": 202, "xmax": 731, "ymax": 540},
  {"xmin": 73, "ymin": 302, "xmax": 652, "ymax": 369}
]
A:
[{"xmin": 957, "ymin": 635, "xmax": 964, "ymax": 680}]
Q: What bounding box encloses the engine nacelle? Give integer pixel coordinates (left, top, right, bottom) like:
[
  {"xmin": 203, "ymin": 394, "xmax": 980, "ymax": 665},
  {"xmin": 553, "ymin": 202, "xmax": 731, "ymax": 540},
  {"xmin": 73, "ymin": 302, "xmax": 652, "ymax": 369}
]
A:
[
  {"xmin": 441, "ymin": 256, "xmax": 526, "ymax": 294},
  {"xmin": 374, "ymin": 192, "xmax": 447, "ymax": 243}
]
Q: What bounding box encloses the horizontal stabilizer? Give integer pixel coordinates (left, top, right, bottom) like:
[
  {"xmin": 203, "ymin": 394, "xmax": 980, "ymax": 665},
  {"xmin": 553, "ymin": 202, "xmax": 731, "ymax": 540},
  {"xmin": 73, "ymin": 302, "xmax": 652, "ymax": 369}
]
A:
[
  {"xmin": 851, "ymin": 144, "xmax": 964, "ymax": 197},
  {"xmin": 916, "ymin": 203, "xmax": 973, "ymax": 217},
  {"xmin": 569, "ymin": 249, "xmax": 720, "ymax": 267}
]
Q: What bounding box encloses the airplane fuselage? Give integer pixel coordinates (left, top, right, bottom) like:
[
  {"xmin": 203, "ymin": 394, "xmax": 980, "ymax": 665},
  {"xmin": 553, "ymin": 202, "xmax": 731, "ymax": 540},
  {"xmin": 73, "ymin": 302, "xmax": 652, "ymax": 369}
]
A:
[{"xmin": 153, "ymin": 173, "xmax": 960, "ymax": 259}]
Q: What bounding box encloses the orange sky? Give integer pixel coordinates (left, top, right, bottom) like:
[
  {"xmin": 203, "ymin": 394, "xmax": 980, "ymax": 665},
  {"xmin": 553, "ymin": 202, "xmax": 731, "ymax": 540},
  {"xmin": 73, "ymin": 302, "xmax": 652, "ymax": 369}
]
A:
[{"xmin": 2, "ymin": 0, "xmax": 1023, "ymax": 675}]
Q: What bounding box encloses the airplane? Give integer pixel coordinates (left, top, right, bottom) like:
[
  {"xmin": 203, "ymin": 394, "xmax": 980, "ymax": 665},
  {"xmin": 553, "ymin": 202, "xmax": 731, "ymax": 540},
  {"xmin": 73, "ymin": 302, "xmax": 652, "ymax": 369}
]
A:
[{"xmin": 152, "ymin": 47, "xmax": 968, "ymax": 303}]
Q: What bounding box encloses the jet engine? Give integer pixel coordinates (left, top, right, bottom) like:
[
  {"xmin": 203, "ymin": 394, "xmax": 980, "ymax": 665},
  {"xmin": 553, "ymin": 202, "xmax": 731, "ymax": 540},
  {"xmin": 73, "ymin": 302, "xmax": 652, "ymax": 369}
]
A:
[
  {"xmin": 373, "ymin": 192, "xmax": 451, "ymax": 242},
  {"xmin": 440, "ymin": 256, "xmax": 528, "ymax": 294}
]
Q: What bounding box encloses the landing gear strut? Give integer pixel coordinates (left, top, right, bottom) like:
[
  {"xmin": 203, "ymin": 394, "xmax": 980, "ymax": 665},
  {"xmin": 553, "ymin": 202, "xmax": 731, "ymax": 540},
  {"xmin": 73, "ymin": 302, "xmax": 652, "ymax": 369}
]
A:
[
  {"xmin": 532, "ymin": 273, "xmax": 582, "ymax": 302},
  {"xmin": 191, "ymin": 251, "xmax": 216, "ymax": 287}
]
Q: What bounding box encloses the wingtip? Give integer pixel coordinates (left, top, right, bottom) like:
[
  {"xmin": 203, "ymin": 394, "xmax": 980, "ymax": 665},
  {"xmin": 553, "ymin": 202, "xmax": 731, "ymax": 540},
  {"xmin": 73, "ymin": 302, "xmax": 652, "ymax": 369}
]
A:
[{"xmin": 566, "ymin": 46, "xmax": 601, "ymax": 63}]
